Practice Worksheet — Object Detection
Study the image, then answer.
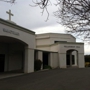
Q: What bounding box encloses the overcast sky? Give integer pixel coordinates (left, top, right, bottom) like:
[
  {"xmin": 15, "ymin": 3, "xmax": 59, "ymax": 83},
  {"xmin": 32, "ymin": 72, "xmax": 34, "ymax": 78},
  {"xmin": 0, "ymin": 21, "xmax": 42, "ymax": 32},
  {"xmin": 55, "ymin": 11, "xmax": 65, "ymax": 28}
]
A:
[{"xmin": 0, "ymin": 0, "xmax": 90, "ymax": 54}]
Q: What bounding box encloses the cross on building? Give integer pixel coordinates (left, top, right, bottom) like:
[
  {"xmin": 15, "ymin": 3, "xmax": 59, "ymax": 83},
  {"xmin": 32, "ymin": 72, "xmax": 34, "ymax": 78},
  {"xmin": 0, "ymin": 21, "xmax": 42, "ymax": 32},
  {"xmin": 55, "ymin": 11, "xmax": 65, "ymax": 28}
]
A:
[{"xmin": 6, "ymin": 10, "xmax": 14, "ymax": 21}]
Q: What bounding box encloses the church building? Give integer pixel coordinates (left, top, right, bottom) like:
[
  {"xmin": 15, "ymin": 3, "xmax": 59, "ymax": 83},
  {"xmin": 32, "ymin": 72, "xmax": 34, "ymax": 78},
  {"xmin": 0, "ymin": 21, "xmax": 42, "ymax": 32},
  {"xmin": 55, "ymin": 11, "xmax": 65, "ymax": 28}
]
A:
[
  {"xmin": 35, "ymin": 33, "xmax": 84, "ymax": 69},
  {"xmin": 0, "ymin": 10, "xmax": 85, "ymax": 73}
]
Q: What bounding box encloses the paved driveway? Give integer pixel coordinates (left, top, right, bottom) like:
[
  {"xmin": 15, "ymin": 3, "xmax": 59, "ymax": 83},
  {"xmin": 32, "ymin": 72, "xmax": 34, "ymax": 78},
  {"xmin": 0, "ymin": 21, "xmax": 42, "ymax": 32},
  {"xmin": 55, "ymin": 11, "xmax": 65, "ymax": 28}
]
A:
[{"xmin": 0, "ymin": 68, "xmax": 90, "ymax": 90}]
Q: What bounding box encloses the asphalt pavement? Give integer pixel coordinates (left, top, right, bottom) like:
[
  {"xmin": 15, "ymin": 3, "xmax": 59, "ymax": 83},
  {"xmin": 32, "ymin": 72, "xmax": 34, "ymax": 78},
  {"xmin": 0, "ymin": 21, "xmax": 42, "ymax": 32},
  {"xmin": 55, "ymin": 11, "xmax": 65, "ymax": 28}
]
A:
[{"xmin": 0, "ymin": 68, "xmax": 90, "ymax": 90}]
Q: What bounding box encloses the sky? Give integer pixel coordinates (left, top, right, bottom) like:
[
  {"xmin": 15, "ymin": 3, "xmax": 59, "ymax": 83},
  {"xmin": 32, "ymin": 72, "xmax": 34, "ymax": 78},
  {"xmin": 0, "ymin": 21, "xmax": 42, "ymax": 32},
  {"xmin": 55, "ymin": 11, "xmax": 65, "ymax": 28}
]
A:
[{"xmin": 0, "ymin": 0, "xmax": 90, "ymax": 54}]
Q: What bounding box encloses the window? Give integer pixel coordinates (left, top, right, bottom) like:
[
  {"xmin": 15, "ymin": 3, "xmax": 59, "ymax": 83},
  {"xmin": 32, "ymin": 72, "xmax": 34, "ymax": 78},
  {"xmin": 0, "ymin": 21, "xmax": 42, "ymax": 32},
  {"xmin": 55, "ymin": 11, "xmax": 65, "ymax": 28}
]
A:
[{"xmin": 54, "ymin": 41, "xmax": 67, "ymax": 43}]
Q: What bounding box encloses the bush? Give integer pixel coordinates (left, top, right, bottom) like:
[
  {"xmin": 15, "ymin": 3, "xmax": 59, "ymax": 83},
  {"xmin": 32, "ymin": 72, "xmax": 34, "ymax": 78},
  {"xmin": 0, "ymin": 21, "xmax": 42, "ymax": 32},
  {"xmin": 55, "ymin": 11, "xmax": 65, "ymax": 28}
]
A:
[
  {"xmin": 34, "ymin": 59, "xmax": 42, "ymax": 71},
  {"xmin": 85, "ymin": 62, "xmax": 90, "ymax": 67},
  {"xmin": 43, "ymin": 65, "xmax": 52, "ymax": 69}
]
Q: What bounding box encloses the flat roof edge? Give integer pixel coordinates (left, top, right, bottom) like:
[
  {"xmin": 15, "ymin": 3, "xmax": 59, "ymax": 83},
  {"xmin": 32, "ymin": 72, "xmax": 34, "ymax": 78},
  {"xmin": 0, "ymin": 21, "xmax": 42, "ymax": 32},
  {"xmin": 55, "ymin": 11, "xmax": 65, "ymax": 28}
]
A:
[{"xmin": 36, "ymin": 33, "xmax": 76, "ymax": 39}]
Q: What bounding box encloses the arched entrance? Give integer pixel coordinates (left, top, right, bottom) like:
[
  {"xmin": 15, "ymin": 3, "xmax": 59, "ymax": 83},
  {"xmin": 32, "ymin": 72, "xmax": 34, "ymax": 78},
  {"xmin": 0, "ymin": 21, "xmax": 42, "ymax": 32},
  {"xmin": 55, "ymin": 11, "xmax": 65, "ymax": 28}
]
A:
[
  {"xmin": 0, "ymin": 36, "xmax": 28, "ymax": 73},
  {"xmin": 66, "ymin": 49, "xmax": 78, "ymax": 68}
]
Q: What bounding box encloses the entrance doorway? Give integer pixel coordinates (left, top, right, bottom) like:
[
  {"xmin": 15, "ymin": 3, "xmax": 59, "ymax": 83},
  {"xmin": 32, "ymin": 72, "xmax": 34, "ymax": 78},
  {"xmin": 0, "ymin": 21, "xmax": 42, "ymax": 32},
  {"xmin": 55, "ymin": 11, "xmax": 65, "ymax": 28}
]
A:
[
  {"xmin": 43, "ymin": 52, "xmax": 48, "ymax": 66},
  {"xmin": 0, "ymin": 54, "xmax": 5, "ymax": 72},
  {"xmin": 66, "ymin": 50, "xmax": 78, "ymax": 68},
  {"xmin": 66, "ymin": 55, "xmax": 75, "ymax": 66},
  {"xmin": 43, "ymin": 52, "xmax": 50, "ymax": 69}
]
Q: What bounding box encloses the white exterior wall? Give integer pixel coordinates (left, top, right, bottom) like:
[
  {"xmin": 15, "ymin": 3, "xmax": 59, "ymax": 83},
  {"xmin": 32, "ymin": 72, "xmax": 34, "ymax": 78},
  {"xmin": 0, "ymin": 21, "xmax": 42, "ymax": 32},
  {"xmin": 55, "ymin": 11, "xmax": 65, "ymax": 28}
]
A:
[
  {"xmin": 50, "ymin": 44, "xmax": 59, "ymax": 52},
  {"xmin": 50, "ymin": 36, "xmax": 75, "ymax": 45},
  {"xmin": 36, "ymin": 33, "xmax": 76, "ymax": 46},
  {"xmin": 36, "ymin": 33, "xmax": 76, "ymax": 52},
  {"xmin": 49, "ymin": 33, "xmax": 76, "ymax": 42},
  {"xmin": 36, "ymin": 38, "xmax": 50, "ymax": 46}
]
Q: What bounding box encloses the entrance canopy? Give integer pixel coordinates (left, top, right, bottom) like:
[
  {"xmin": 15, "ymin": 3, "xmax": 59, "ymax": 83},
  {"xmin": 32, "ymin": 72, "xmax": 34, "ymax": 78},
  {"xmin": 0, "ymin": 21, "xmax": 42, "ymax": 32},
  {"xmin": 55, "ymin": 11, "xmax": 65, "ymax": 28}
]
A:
[
  {"xmin": 57, "ymin": 42, "xmax": 84, "ymax": 68},
  {"xmin": 0, "ymin": 36, "xmax": 27, "ymax": 73},
  {"xmin": 0, "ymin": 36, "xmax": 27, "ymax": 45},
  {"xmin": 0, "ymin": 18, "xmax": 35, "ymax": 73},
  {"xmin": 0, "ymin": 18, "xmax": 35, "ymax": 48}
]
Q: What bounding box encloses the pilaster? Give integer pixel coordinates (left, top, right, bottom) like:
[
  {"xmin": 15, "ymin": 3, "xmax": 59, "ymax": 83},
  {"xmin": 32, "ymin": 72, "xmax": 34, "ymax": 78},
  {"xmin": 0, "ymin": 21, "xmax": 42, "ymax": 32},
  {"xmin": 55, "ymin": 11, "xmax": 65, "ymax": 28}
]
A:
[{"xmin": 24, "ymin": 46, "xmax": 34, "ymax": 73}]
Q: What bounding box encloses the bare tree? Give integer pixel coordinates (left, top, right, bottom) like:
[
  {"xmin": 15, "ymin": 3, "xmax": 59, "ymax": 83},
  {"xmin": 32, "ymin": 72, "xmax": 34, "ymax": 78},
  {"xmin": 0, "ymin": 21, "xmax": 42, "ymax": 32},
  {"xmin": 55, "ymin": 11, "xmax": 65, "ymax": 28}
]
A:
[
  {"xmin": 56, "ymin": 0, "xmax": 90, "ymax": 42},
  {"xmin": 32, "ymin": 0, "xmax": 90, "ymax": 42},
  {"xmin": 30, "ymin": 0, "xmax": 51, "ymax": 21},
  {"xmin": 2, "ymin": 0, "xmax": 90, "ymax": 41},
  {"xmin": 0, "ymin": 0, "xmax": 15, "ymax": 3}
]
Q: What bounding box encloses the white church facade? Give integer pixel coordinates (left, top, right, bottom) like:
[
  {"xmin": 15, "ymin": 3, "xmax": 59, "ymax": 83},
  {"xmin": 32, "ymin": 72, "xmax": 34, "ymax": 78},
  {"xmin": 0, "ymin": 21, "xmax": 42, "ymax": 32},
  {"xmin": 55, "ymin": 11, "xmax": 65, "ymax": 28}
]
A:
[
  {"xmin": 0, "ymin": 18, "xmax": 85, "ymax": 73},
  {"xmin": 0, "ymin": 10, "xmax": 85, "ymax": 73},
  {"xmin": 0, "ymin": 18, "xmax": 35, "ymax": 73}
]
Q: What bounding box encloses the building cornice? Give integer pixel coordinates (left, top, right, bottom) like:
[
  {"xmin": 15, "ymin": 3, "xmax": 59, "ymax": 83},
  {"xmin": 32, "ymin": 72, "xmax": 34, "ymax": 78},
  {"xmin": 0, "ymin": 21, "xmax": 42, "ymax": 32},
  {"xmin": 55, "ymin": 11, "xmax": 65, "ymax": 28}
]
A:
[
  {"xmin": 0, "ymin": 18, "xmax": 35, "ymax": 35},
  {"xmin": 36, "ymin": 42, "xmax": 84, "ymax": 47},
  {"xmin": 36, "ymin": 33, "xmax": 76, "ymax": 39},
  {"xmin": 53, "ymin": 42, "xmax": 84, "ymax": 45},
  {"xmin": 35, "ymin": 49, "xmax": 58, "ymax": 53}
]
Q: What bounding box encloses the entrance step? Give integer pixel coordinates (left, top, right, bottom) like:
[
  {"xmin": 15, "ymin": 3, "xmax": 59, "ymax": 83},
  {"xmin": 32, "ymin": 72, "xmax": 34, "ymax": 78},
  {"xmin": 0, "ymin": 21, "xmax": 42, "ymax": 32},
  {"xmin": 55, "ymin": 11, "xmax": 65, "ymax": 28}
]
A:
[{"xmin": 67, "ymin": 66, "xmax": 78, "ymax": 68}]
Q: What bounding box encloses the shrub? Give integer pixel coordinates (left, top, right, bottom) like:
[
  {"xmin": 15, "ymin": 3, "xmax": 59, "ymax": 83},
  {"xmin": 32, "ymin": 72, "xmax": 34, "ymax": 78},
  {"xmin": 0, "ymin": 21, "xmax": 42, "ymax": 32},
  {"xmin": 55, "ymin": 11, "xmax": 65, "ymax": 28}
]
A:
[
  {"xmin": 34, "ymin": 59, "xmax": 42, "ymax": 71},
  {"xmin": 85, "ymin": 62, "xmax": 90, "ymax": 67},
  {"xmin": 43, "ymin": 65, "xmax": 52, "ymax": 69}
]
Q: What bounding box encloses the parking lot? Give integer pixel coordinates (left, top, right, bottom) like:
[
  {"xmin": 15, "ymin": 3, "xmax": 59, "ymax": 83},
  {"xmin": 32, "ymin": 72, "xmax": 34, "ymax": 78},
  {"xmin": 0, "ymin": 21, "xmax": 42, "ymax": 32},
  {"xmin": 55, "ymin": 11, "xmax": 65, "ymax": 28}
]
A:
[{"xmin": 0, "ymin": 68, "xmax": 90, "ymax": 90}]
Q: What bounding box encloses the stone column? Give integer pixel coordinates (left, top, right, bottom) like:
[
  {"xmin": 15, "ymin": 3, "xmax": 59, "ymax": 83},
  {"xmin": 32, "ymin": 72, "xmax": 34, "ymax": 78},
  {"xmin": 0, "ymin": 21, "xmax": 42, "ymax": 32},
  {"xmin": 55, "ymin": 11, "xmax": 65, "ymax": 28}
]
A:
[
  {"xmin": 49, "ymin": 53, "xmax": 53, "ymax": 67},
  {"xmin": 24, "ymin": 46, "xmax": 34, "ymax": 73},
  {"xmin": 70, "ymin": 53, "xmax": 72, "ymax": 67},
  {"xmin": 74, "ymin": 52, "xmax": 77, "ymax": 66},
  {"xmin": 59, "ymin": 53, "xmax": 66, "ymax": 68},
  {"xmin": 37, "ymin": 51, "xmax": 43, "ymax": 69},
  {"xmin": 50, "ymin": 53, "xmax": 59, "ymax": 68},
  {"xmin": 38, "ymin": 51, "xmax": 43, "ymax": 60}
]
